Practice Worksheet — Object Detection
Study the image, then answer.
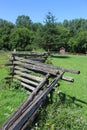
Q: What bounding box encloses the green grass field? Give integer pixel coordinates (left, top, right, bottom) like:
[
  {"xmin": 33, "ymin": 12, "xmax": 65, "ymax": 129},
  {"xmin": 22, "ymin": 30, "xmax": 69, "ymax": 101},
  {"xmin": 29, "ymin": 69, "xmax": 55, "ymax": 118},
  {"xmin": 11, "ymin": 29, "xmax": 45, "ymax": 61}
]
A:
[
  {"xmin": 0, "ymin": 52, "xmax": 28, "ymax": 125},
  {"xmin": 0, "ymin": 52, "xmax": 87, "ymax": 129},
  {"xmin": 51, "ymin": 54, "xmax": 87, "ymax": 120},
  {"xmin": 33, "ymin": 54, "xmax": 87, "ymax": 130}
]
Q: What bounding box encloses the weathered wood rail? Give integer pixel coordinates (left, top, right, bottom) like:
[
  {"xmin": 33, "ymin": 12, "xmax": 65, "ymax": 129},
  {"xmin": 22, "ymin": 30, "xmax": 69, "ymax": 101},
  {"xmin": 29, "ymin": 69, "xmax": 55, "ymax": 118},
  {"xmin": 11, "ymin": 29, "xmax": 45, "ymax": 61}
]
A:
[
  {"xmin": 11, "ymin": 51, "xmax": 49, "ymax": 62},
  {"xmin": 2, "ymin": 52, "xmax": 80, "ymax": 130}
]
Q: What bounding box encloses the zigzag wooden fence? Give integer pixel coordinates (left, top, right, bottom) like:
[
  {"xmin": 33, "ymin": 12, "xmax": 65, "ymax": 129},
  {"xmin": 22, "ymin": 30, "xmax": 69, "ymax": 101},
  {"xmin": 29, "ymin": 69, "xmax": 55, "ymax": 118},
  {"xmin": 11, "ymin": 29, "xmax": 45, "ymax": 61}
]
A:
[{"xmin": 2, "ymin": 52, "xmax": 80, "ymax": 130}]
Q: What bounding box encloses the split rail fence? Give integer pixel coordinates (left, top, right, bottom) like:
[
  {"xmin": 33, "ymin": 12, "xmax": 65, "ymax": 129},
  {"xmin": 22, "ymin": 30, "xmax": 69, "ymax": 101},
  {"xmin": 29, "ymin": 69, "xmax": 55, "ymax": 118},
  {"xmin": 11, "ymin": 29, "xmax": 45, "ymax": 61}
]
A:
[{"xmin": 2, "ymin": 52, "xmax": 80, "ymax": 130}]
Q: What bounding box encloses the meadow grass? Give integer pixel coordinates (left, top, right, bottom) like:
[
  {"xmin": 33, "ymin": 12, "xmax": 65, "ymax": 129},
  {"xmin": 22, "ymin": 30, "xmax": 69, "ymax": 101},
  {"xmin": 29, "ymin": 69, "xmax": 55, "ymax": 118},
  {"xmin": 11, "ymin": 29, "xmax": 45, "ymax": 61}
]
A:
[
  {"xmin": 51, "ymin": 54, "xmax": 87, "ymax": 120},
  {"xmin": 29, "ymin": 53, "xmax": 87, "ymax": 130},
  {"xmin": 0, "ymin": 52, "xmax": 28, "ymax": 125},
  {"xmin": 0, "ymin": 52, "xmax": 87, "ymax": 129}
]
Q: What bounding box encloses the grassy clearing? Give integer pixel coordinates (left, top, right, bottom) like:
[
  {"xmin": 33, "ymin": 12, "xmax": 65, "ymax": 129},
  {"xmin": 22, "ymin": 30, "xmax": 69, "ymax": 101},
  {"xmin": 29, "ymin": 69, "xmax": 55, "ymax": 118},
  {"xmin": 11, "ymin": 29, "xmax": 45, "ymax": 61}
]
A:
[
  {"xmin": 31, "ymin": 54, "xmax": 87, "ymax": 130},
  {"xmin": 51, "ymin": 54, "xmax": 87, "ymax": 120},
  {"xmin": 0, "ymin": 52, "xmax": 87, "ymax": 129},
  {"xmin": 0, "ymin": 52, "xmax": 10, "ymax": 81},
  {"xmin": 0, "ymin": 52, "xmax": 28, "ymax": 125},
  {"xmin": 0, "ymin": 87, "xmax": 27, "ymax": 125}
]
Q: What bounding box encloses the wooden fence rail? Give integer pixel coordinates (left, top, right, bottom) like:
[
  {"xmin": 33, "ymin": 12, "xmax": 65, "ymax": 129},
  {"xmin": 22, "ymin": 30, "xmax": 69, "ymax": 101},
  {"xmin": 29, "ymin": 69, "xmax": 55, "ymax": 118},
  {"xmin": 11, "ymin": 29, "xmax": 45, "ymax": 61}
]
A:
[{"xmin": 2, "ymin": 52, "xmax": 80, "ymax": 130}]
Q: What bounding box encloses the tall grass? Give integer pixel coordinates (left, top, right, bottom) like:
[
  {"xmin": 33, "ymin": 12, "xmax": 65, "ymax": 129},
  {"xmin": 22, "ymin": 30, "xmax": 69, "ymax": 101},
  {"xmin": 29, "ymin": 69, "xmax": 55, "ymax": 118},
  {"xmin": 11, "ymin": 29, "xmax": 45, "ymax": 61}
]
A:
[{"xmin": 0, "ymin": 52, "xmax": 28, "ymax": 125}]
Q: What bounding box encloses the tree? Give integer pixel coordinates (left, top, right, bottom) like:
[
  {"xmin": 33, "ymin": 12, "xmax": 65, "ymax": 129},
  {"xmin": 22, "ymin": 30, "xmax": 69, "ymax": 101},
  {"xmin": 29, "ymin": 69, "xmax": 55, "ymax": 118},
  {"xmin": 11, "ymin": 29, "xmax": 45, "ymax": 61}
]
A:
[
  {"xmin": 16, "ymin": 15, "xmax": 32, "ymax": 29},
  {"xmin": 31, "ymin": 23, "xmax": 43, "ymax": 50},
  {"xmin": 68, "ymin": 37, "xmax": 78, "ymax": 52},
  {"xmin": 0, "ymin": 19, "xmax": 14, "ymax": 50},
  {"xmin": 44, "ymin": 12, "xmax": 56, "ymax": 25},
  {"xmin": 63, "ymin": 19, "xmax": 69, "ymax": 28},
  {"xmin": 76, "ymin": 30, "xmax": 87, "ymax": 53},
  {"xmin": 56, "ymin": 25, "xmax": 70, "ymax": 51},
  {"xmin": 63, "ymin": 19, "xmax": 87, "ymax": 37},
  {"xmin": 40, "ymin": 12, "xmax": 59, "ymax": 51},
  {"xmin": 40, "ymin": 12, "xmax": 70, "ymax": 51},
  {"xmin": 9, "ymin": 27, "xmax": 33, "ymax": 51}
]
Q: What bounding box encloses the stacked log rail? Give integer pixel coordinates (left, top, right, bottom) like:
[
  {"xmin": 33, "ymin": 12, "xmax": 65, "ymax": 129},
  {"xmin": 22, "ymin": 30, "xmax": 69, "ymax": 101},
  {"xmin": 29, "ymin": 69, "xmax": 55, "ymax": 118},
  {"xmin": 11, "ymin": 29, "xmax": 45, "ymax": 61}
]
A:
[
  {"xmin": 2, "ymin": 72, "xmax": 64, "ymax": 130},
  {"xmin": 11, "ymin": 54, "xmax": 80, "ymax": 74},
  {"xmin": 9, "ymin": 55, "xmax": 80, "ymax": 83},
  {"xmin": 11, "ymin": 52, "xmax": 48, "ymax": 62},
  {"xmin": 2, "ymin": 53, "xmax": 80, "ymax": 130},
  {"xmin": 8, "ymin": 54, "xmax": 59, "ymax": 92},
  {"xmin": 10, "ymin": 52, "xmax": 80, "ymax": 75}
]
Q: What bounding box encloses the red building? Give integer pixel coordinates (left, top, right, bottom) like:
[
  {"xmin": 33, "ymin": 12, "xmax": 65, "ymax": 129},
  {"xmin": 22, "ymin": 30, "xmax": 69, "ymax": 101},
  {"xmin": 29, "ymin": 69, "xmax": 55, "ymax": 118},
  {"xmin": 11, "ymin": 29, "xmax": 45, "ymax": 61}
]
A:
[{"xmin": 59, "ymin": 47, "xmax": 65, "ymax": 54}]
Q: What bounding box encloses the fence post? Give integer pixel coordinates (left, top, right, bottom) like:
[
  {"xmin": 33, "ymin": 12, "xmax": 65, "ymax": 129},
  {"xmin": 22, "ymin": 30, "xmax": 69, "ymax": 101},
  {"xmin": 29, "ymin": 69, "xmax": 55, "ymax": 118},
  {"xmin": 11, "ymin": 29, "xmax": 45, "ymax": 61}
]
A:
[{"xmin": 11, "ymin": 54, "xmax": 15, "ymax": 79}]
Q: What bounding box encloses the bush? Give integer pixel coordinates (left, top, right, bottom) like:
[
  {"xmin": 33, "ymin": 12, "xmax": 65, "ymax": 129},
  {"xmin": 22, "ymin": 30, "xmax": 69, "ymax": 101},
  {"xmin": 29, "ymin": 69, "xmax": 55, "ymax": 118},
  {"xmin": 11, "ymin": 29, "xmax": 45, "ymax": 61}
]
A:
[
  {"xmin": 31, "ymin": 92, "xmax": 87, "ymax": 130},
  {"xmin": 45, "ymin": 59, "xmax": 53, "ymax": 65}
]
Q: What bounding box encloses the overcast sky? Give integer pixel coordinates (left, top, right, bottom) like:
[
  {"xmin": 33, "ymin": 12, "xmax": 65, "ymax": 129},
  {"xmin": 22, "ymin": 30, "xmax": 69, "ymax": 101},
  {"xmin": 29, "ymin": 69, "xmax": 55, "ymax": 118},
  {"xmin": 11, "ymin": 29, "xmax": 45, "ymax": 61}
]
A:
[{"xmin": 0, "ymin": 0, "xmax": 87, "ymax": 23}]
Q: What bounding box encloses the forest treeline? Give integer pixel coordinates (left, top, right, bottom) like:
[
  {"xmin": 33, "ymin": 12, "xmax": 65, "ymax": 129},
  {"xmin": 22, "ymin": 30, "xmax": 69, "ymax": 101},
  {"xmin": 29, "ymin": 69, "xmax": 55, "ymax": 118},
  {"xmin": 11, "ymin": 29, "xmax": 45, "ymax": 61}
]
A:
[{"xmin": 0, "ymin": 12, "xmax": 87, "ymax": 53}]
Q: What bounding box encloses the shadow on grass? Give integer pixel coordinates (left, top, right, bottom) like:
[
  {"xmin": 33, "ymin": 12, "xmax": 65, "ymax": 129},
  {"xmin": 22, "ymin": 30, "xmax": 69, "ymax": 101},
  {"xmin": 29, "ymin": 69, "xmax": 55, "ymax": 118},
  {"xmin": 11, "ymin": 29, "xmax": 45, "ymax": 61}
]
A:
[
  {"xmin": 51, "ymin": 54, "xmax": 70, "ymax": 59},
  {"xmin": 58, "ymin": 92, "xmax": 87, "ymax": 107},
  {"xmin": 26, "ymin": 92, "xmax": 87, "ymax": 130}
]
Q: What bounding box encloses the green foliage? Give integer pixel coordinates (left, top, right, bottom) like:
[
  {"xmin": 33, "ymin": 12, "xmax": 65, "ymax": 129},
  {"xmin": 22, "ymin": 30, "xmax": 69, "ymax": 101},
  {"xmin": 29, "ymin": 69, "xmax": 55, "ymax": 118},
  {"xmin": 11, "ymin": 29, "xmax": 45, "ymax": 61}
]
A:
[
  {"xmin": 40, "ymin": 12, "xmax": 59, "ymax": 51},
  {"xmin": 44, "ymin": 12, "xmax": 56, "ymax": 25},
  {"xmin": 0, "ymin": 19, "xmax": 14, "ymax": 50},
  {"xmin": 9, "ymin": 27, "xmax": 33, "ymax": 51},
  {"xmin": 32, "ymin": 47, "xmax": 45, "ymax": 52},
  {"xmin": 76, "ymin": 30, "xmax": 87, "ymax": 53},
  {"xmin": 45, "ymin": 59, "xmax": 53, "ymax": 65},
  {"xmin": 68, "ymin": 37, "xmax": 78, "ymax": 52},
  {"xmin": 0, "ymin": 14, "xmax": 87, "ymax": 53},
  {"xmin": 16, "ymin": 15, "xmax": 32, "ymax": 29}
]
